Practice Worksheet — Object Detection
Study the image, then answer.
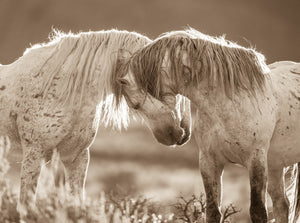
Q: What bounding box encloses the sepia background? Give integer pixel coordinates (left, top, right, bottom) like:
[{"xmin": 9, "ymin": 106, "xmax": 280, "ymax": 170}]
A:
[{"xmin": 1, "ymin": 0, "xmax": 299, "ymax": 222}]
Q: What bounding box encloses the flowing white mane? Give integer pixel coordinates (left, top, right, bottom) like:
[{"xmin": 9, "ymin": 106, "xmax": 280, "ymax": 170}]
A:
[
  {"xmin": 128, "ymin": 28, "xmax": 270, "ymax": 99},
  {"xmin": 24, "ymin": 29, "xmax": 151, "ymax": 128}
]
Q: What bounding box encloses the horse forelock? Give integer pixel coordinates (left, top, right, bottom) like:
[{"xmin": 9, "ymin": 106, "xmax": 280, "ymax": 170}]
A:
[
  {"xmin": 130, "ymin": 28, "xmax": 270, "ymax": 99},
  {"xmin": 128, "ymin": 38, "xmax": 173, "ymax": 100},
  {"xmin": 27, "ymin": 29, "xmax": 150, "ymax": 129}
]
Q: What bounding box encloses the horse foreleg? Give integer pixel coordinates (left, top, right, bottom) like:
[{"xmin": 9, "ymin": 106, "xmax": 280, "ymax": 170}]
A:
[
  {"xmin": 268, "ymin": 168, "xmax": 289, "ymax": 223},
  {"xmin": 19, "ymin": 145, "xmax": 46, "ymax": 204},
  {"xmin": 199, "ymin": 152, "xmax": 224, "ymax": 223},
  {"xmin": 61, "ymin": 148, "xmax": 90, "ymax": 200},
  {"xmin": 248, "ymin": 150, "xmax": 268, "ymax": 223}
]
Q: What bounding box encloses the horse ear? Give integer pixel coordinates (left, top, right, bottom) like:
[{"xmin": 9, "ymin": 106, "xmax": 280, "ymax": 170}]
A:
[{"xmin": 117, "ymin": 78, "xmax": 130, "ymax": 86}]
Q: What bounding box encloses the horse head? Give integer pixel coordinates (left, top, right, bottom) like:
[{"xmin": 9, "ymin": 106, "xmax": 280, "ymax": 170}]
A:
[{"xmin": 116, "ymin": 65, "xmax": 192, "ymax": 146}]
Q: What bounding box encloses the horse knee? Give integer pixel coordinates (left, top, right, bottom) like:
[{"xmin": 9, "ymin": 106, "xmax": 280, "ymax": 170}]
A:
[
  {"xmin": 20, "ymin": 161, "xmax": 42, "ymax": 203},
  {"xmin": 19, "ymin": 145, "xmax": 49, "ymax": 203}
]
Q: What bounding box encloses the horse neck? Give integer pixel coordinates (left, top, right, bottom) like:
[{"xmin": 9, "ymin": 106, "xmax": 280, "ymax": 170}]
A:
[
  {"xmin": 182, "ymin": 81, "xmax": 239, "ymax": 114},
  {"xmin": 179, "ymin": 79, "xmax": 208, "ymax": 106},
  {"xmin": 184, "ymin": 80, "xmax": 273, "ymax": 127},
  {"xmin": 98, "ymin": 41, "xmax": 146, "ymax": 102}
]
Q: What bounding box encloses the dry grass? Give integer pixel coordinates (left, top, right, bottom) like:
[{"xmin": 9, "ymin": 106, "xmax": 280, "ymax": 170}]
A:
[{"xmin": 0, "ymin": 136, "xmax": 239, "ymax": 223}]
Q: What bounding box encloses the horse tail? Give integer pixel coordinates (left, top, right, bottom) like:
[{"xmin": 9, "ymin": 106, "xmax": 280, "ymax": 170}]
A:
[{"xmin": 294, "ymin": 162, "xmax": 300, "ymax": 222}]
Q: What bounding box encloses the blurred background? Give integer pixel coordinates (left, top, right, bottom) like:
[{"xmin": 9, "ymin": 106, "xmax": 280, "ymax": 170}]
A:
[{"xmin": 1, "ymin": 0, "xmax": 299, "ymax": 222}]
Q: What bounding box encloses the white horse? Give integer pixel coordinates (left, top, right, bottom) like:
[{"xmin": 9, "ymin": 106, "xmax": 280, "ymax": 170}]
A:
[
  {"xmin": 0, "ymin": 29, "xmax": 153, "ymax": 204},
  {"xmin": 115, "ymin": 29, "xmax": 300, "ymax": 223}
]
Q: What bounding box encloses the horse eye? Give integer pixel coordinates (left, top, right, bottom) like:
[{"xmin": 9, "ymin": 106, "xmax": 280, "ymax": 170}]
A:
[{"xmin": 133, "ymin": 103, "xmax": 140, "ymax": 110}]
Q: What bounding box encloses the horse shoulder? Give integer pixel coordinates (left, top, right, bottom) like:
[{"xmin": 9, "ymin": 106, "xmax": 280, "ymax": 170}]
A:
[{"xmin": 194, "ymin": 92, "xmax": 273, "ymax": 166}]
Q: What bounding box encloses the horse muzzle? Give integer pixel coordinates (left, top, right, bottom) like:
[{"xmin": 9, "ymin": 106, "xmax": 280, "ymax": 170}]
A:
[{"xmin": 152, "ymin": 125, "xmax": 188, "ymax": 146}]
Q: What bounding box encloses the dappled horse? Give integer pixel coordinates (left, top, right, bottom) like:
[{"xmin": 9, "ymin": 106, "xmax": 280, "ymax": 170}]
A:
[
  {"xmin": 115, "ymin": 29, "xmax": 300, "ymax": 223},
  {"xmin": 0, "ymin": 29, "xmax": 155, "ymax": 205}
]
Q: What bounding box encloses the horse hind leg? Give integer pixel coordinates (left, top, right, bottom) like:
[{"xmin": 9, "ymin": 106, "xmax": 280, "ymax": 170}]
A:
[{"xmin": 268, "ymin": 168, "xmax": 289, "ymax": 223}]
